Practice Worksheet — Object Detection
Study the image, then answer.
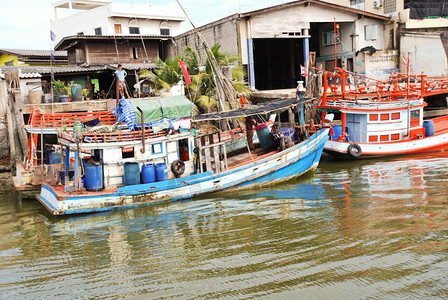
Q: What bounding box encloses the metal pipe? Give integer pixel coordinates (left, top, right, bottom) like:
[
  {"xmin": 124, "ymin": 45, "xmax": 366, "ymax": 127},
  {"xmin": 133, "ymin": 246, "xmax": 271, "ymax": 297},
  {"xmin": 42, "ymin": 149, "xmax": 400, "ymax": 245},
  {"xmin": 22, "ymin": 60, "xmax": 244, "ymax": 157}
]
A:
[{"xmin": 137, "ymin": 106, "xmax": 145, "ymax": 153}]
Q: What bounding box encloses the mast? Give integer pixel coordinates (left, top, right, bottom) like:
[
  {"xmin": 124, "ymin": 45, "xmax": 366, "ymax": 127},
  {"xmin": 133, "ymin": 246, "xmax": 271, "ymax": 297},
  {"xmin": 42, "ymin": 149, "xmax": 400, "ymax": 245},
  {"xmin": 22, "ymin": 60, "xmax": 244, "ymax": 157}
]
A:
[{"xmin": 176, "ymin": 0, "xmax": 239, "ymax": 112}]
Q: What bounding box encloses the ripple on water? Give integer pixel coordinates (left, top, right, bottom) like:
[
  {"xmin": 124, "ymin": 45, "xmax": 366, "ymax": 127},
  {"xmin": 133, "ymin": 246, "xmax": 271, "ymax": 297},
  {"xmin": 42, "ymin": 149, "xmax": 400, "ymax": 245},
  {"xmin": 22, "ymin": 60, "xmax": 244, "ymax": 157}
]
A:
[{"xmin": 1, "ymin": 154, "xmax": 448, "ymax": 298}]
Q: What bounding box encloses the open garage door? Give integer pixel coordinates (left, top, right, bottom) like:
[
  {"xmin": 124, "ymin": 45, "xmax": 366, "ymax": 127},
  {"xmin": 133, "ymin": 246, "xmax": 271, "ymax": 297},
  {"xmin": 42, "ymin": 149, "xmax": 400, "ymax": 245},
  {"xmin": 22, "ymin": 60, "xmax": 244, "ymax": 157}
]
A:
[{"xmin": 253, "ymin": 38, "xmax": 304, "ymax": 90}]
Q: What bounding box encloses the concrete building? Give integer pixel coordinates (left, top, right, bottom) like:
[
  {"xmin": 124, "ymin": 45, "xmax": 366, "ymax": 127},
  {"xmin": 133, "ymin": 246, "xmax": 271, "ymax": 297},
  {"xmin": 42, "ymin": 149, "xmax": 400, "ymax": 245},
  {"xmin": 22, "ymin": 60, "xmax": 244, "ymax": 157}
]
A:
[
  {"xmin": 51, "ymin": 0, "xmax": 186, "ymax": 45},
  {"xmin": 321, "ymin": 0, "xmax": 448, "ymax": 76},
  {"xmin": 51, "ymin": 0, "xmax": 186, "ymax": 65},
  {"xmin": 0, "ymin": 49, "xmax": 67, "ymax": 67},
  {"xmin": 173, "ymin": 0, "xmax": 394, "ymax": 90}
]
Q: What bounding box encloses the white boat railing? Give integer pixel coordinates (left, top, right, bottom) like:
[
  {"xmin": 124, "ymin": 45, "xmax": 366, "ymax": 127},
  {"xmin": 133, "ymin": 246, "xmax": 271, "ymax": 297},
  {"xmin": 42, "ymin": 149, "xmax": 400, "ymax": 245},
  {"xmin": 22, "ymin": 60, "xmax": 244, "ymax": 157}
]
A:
[{"xmin": 325, "ymin": 98, "xmax": 424, "ymax": 110}]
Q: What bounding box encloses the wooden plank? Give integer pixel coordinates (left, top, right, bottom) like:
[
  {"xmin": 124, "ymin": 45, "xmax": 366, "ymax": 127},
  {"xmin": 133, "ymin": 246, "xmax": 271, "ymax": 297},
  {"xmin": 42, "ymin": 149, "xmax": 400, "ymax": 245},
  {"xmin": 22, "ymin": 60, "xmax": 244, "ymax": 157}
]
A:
[
  {"xmin": 22, "ymin": 100, "xmax": 108, "ymax": 114},
  {"xmin": 213, "ymin": 145, "xmax": 220, "ymax": 173},
  {"xmin": 204, "ymin": 147, "xmax": 212, "ymax": 172},
  {"xmin": 222, "ymin": 144, "xmax": 228, "ymax": 171}
]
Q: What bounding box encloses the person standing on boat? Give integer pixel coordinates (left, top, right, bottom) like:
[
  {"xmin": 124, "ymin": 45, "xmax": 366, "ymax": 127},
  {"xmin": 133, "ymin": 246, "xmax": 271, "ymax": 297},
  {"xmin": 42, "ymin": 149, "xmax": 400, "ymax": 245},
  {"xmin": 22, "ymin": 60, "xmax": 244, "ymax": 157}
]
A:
[
  {"xmin": 114, "ymin": 64, "xmax": 131, "ymax": 99},
  {"xmin": 245, "ymin": 116, "xmax": 257, "ymax": 151}
]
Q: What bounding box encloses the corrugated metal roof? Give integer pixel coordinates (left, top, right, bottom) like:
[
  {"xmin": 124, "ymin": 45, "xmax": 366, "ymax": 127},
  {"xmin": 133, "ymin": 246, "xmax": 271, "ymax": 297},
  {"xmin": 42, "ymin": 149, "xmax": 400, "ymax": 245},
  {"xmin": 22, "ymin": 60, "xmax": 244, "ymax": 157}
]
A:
[
  {"xmin": 0, "ymin": 63, "xmax": 154, "ymax": 76},
  {"xmin": 239, "ymin": 0, "xmax": 391, "ymax": 21},
  {"xmin": 0, "ymin": 65, "xmax": 107, "ymax": 75},
  {"xmin": 0, "ymin": 71, "xmax": 41, "ymax": 79},
  {"xmin": 107, "ymin": 63, "xmax": 155, "ymax": 70},
  {"xmin": 55, "ymin": 34, "xmax": 171, "ymax": 50},
  {"xmin": 0, "ymin": 49, "xmax": 67, "ymax": 57}
]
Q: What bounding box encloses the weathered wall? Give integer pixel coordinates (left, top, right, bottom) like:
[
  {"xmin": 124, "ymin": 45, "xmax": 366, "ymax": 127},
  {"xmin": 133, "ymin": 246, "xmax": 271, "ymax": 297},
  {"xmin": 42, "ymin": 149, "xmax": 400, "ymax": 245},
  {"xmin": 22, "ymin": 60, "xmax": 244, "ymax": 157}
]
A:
[
  {"xmin": 355, "ymin": 49, "xmax": 398, "ymax": 80},
  {"xmin": 0, "ymin": 54, "xmax": 22, "ymax": 67},
  {"xmin": 171, "ymin": 16, "xmax": 239, "ymax": 63},
  {"xmin": 0, "ymin": 80, "xmax": 10, "ymax": 159},
  {"xmin": 69, "ymin": 40, "xmax": 160, "ymax": 65},
  {"xmin": 400, "ymin": 31, "xmax": 448, "ymax": 76}
]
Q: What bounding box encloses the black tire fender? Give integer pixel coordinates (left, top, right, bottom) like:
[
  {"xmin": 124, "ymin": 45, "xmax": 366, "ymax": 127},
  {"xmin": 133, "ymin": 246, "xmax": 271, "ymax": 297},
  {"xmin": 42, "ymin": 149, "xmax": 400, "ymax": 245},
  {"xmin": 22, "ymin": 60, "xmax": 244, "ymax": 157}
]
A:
[
  {"xmin": 347, "ymin": 143, "xmax": 362, "ymax": 158},
  {"xmin": 171, "ymin": 160, "xmax": 185, "ymax": 178}
]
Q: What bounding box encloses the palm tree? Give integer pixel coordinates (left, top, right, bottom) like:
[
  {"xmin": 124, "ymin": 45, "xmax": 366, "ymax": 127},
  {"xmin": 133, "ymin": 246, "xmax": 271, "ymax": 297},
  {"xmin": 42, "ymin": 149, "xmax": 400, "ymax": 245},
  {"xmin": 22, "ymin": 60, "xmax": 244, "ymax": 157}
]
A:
[
  {"xmin": 139, "ymin": 43, "xmax": 251, "ymax": 114},
  {"xmin": 138, "ymin": 57, "xmax": 182, "ymax": 90}
]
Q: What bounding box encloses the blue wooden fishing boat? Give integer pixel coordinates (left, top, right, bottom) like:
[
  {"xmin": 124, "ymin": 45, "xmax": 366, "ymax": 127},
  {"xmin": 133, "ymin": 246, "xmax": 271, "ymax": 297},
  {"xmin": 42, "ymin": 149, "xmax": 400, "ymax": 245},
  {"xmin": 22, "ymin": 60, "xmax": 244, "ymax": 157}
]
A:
[{"xmin": 36, "ymin": 96, "xmax": 329, "ymax": 215}]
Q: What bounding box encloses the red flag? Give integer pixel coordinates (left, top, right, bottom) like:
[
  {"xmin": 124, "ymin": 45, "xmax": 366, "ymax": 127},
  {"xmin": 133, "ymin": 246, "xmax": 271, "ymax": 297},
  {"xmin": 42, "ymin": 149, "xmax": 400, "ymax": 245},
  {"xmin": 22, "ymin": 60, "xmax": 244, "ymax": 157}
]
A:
[{"xmin": 178, "ymin": 59, "xmax": 191, "ymax": 85}]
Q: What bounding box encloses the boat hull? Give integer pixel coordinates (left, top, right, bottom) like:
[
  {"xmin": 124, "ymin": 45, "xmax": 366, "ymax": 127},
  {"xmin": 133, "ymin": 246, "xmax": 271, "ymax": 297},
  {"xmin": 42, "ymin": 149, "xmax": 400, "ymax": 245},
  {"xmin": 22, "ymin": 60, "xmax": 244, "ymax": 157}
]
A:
[
  {"xmin": 324, "ymin": 132, "xmax": 448, "ymax": 159},
  {"xmin": 36, "ymin": 128, "xmax": 329, "ymax": 215}
]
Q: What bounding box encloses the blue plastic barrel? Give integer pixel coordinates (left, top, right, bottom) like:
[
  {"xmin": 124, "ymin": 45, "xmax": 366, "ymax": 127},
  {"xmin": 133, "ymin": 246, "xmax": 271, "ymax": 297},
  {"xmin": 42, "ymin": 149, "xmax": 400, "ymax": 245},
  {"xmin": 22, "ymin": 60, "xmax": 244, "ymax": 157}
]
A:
[
  {"xmin": 423, "ymin": 120, "xmax": 435, "ymax": 137},
  {"xmin": 85, "ymin": 163, "xmax": 103, "ymax": 191},
  {"xmin": 155, "ymin": 163, "xmax": 168, "ymax": 182},
  {"xmin": 141, "ymin": 163, "xmax": 156, "ymax": 184},
  {"xmin": 331, "ymin": 125, "xmax": 342, "ymax": 140},
  {"xmin": 124, "ymin": 162, "xmax": 141, "ymax": 185},
  {"xmin": 71, "ymin": 84, "xmax": 82, "ymax": 102},
  {"xmin": 49, "ymin": 152, "xmax": 61, "ymax": 164},
  {"xmin": 46, "ymin": 149, "xmax": 54, "ymax": 164},
  {"xmin": 255, "ymin": 124, "xmax": 272, "ymax": 149},
  {"xmin": 280, "ymin": 127, "xmax": 296, "ymax": 141}
]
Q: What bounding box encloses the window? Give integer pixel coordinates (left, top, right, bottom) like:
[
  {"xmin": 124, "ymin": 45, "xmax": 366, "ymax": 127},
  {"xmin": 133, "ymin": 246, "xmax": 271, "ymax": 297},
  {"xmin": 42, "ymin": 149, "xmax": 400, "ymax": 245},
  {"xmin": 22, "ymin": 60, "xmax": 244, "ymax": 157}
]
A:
[
  {"xmin": 410, "ymin": 110, "xmax": 420, "ymax": 127},
  {"xmin": 94, "ymin": 27, "xmax": 102, "ymax": 36},
  {"xmin": 121, "ymin": 147, "xmax": 134, "ymax": 159},
  {"xmin": 130, "ymin": 47, "xmax": 138, "ymax": 59},
  {"xmin": 369, "ymin": 135, "xmax": 378, "ymax": 142},
  {"xmin": 380, "ymin": 135, "xmax": 389, "ymax": 141},
  {"xmin": 129, "ymin": 27, "xmax": 140, "ymax": 34},
  {"xmin": 365, "ymin": 25, "xmax": 378, "ymax": 41},
  {"xmin": 5, "ymin": 61, "xmax": 13, "ymax": 66},
  {"xmin": 114, "ymin": 24, "xmax": 122, "ymax": 34},
  {"xmin": 350, "ymin": 0, "xmax": 365, "ymax": 10},
  {"xmin": 77, "ymin": 32, "xmax": 84, "ymax": 36},
  {"xmin": 369, "ymin": 114, "xmax": 379, "ymax": 121},
  {"xmin": 391, "ymin": 133, "xmax": 400, "ymax": 140},
  {"xmin": 380, "ymin": 113, "xmax": 390, "ymax": 121},
  {"xmin": 384, "ymin": 0, "xmax": 397, "ymax": 14},
  {"xmin": 391, "ymin": 112, "xmax": 400, "ymax": 120},
  {"xmin": 151, "ymin": 143, "xmax": 163, "ymax": 154},
  {"xmin": 322, "ymin": 29, "xmax": 341, "ymax": 46},
  {"xmin": 160, "ymin": 28, "xmax": 170, "ymax": 36}
]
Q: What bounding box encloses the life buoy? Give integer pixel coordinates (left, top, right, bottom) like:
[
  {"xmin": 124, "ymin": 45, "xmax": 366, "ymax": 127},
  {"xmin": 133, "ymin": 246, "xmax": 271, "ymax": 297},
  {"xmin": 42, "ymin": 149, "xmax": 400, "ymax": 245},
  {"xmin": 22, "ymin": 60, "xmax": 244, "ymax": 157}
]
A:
[
  {"xmin": 347, "ymin": 143, "xmax": 362, "ymax": 158},
  {"xmin": 171, "ymin": 160, "xmax": 185, "ymax": 178}
]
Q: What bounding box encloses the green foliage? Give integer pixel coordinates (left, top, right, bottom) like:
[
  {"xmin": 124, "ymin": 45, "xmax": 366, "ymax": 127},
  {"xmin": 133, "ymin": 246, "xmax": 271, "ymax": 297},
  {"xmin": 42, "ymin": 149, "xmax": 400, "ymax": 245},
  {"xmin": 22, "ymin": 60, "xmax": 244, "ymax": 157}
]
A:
[
  {"xmin": 53, "ymin": 80, "xmax": 73, "ymax": 95},
  {"xmin": 138, "ymin": 57, "xmax": 182, "ymax": 90},
  {"xmin": 53, "ymin": 80, "xmax": 66, "ymax": 94},
  {"xmin": 139, "ymin": 43, "xmax": 251, "ymax": 114}
]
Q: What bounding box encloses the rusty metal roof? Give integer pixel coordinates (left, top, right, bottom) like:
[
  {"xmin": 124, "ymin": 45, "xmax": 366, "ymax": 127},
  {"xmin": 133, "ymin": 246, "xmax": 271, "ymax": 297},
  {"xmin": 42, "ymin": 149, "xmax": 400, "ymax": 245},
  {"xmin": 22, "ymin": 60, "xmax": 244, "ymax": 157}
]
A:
[
  {"xmin": 55, "ymin": 34, "xmax": 172, "ymax": 50},
  {"xmin": 0, "ymin": 63, "xmax": 155, "ymax": 76},
  {"xmin": 239, "ymin": 0, "xmax": 391, "ymax": 21},
  {"xmin": 0, "ymin": 48, "xmax": 67, "ymax": 57}
]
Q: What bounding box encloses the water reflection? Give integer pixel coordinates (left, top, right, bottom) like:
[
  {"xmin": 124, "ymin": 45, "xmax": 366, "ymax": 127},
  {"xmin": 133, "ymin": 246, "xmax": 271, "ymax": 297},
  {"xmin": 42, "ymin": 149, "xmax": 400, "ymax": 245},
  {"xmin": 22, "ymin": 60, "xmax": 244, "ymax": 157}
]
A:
[{"xmin": 0, "ymin": 154, "xmax": 447, "ymax": 298}]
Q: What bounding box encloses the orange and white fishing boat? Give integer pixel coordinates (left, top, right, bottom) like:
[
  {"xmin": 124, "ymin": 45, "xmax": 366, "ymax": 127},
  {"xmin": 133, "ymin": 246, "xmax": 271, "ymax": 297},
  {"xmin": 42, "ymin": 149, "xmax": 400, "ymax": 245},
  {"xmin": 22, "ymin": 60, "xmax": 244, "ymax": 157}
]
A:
[{"xmin": 317, "ymin": 65, "xmax": 448, "ymax": 159}]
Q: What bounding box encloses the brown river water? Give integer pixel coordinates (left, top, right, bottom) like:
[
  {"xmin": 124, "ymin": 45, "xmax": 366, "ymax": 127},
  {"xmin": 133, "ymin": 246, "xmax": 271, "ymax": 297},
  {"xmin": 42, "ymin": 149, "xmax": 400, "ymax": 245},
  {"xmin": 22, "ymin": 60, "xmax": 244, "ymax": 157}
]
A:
[{"xmin": 0, "ymin": 153, "xmax": 447, "ymax": 299}]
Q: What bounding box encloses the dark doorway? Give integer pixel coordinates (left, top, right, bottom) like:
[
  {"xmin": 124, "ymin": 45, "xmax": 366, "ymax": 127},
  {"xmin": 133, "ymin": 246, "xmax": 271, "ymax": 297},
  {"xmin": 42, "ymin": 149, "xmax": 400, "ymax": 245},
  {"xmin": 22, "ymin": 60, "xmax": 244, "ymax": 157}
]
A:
[{"xmin": 253, "ymin": 38, "xmax": 304, "ymax": 90}]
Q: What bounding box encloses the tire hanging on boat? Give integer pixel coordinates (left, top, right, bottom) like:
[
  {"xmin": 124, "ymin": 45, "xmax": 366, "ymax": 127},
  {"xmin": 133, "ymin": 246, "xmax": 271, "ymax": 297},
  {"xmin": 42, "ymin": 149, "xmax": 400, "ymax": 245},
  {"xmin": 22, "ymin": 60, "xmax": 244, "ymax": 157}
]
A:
[
  {"xmin": 347, "ymin": 143, "xmax": 362, "ymax": 158},
  {"xmin": 171, "ymin": 160, "xmax": 185, "ymax": 178}
]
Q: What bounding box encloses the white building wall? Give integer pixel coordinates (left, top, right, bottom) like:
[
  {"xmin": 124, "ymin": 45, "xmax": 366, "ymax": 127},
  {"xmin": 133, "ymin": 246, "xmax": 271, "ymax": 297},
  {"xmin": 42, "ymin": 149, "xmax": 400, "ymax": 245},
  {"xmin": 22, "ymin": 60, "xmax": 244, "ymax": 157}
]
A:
[
  {"xmin": 400, "ymin": 33, "xmax": 448, "ymax": 76},
  {"xmin": 248, "ymin": 4, "xmax": 357, "ymax": 40},
  {"xmin": 51, "ymin": 3, "xmax": 185, "ymax": 45},
  {"xmin": 355, "ymin": 17, "xmax": 385, "ymax": 51}
]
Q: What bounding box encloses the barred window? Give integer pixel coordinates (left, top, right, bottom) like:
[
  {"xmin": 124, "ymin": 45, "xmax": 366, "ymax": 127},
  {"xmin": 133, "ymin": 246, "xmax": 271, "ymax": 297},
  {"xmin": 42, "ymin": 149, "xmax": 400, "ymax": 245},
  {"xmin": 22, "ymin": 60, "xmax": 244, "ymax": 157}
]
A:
[{"xmin": 384, "ymin": 0, "xmax": 397, "ymax": 14}]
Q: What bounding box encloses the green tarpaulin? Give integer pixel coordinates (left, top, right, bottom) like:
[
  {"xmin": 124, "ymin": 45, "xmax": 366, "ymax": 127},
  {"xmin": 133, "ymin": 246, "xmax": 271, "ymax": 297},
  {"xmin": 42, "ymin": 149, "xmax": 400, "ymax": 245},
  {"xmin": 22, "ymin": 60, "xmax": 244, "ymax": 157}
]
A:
[{"xmin": 130, "ymin": 95, "xmax": 193, "ymax": 124}]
